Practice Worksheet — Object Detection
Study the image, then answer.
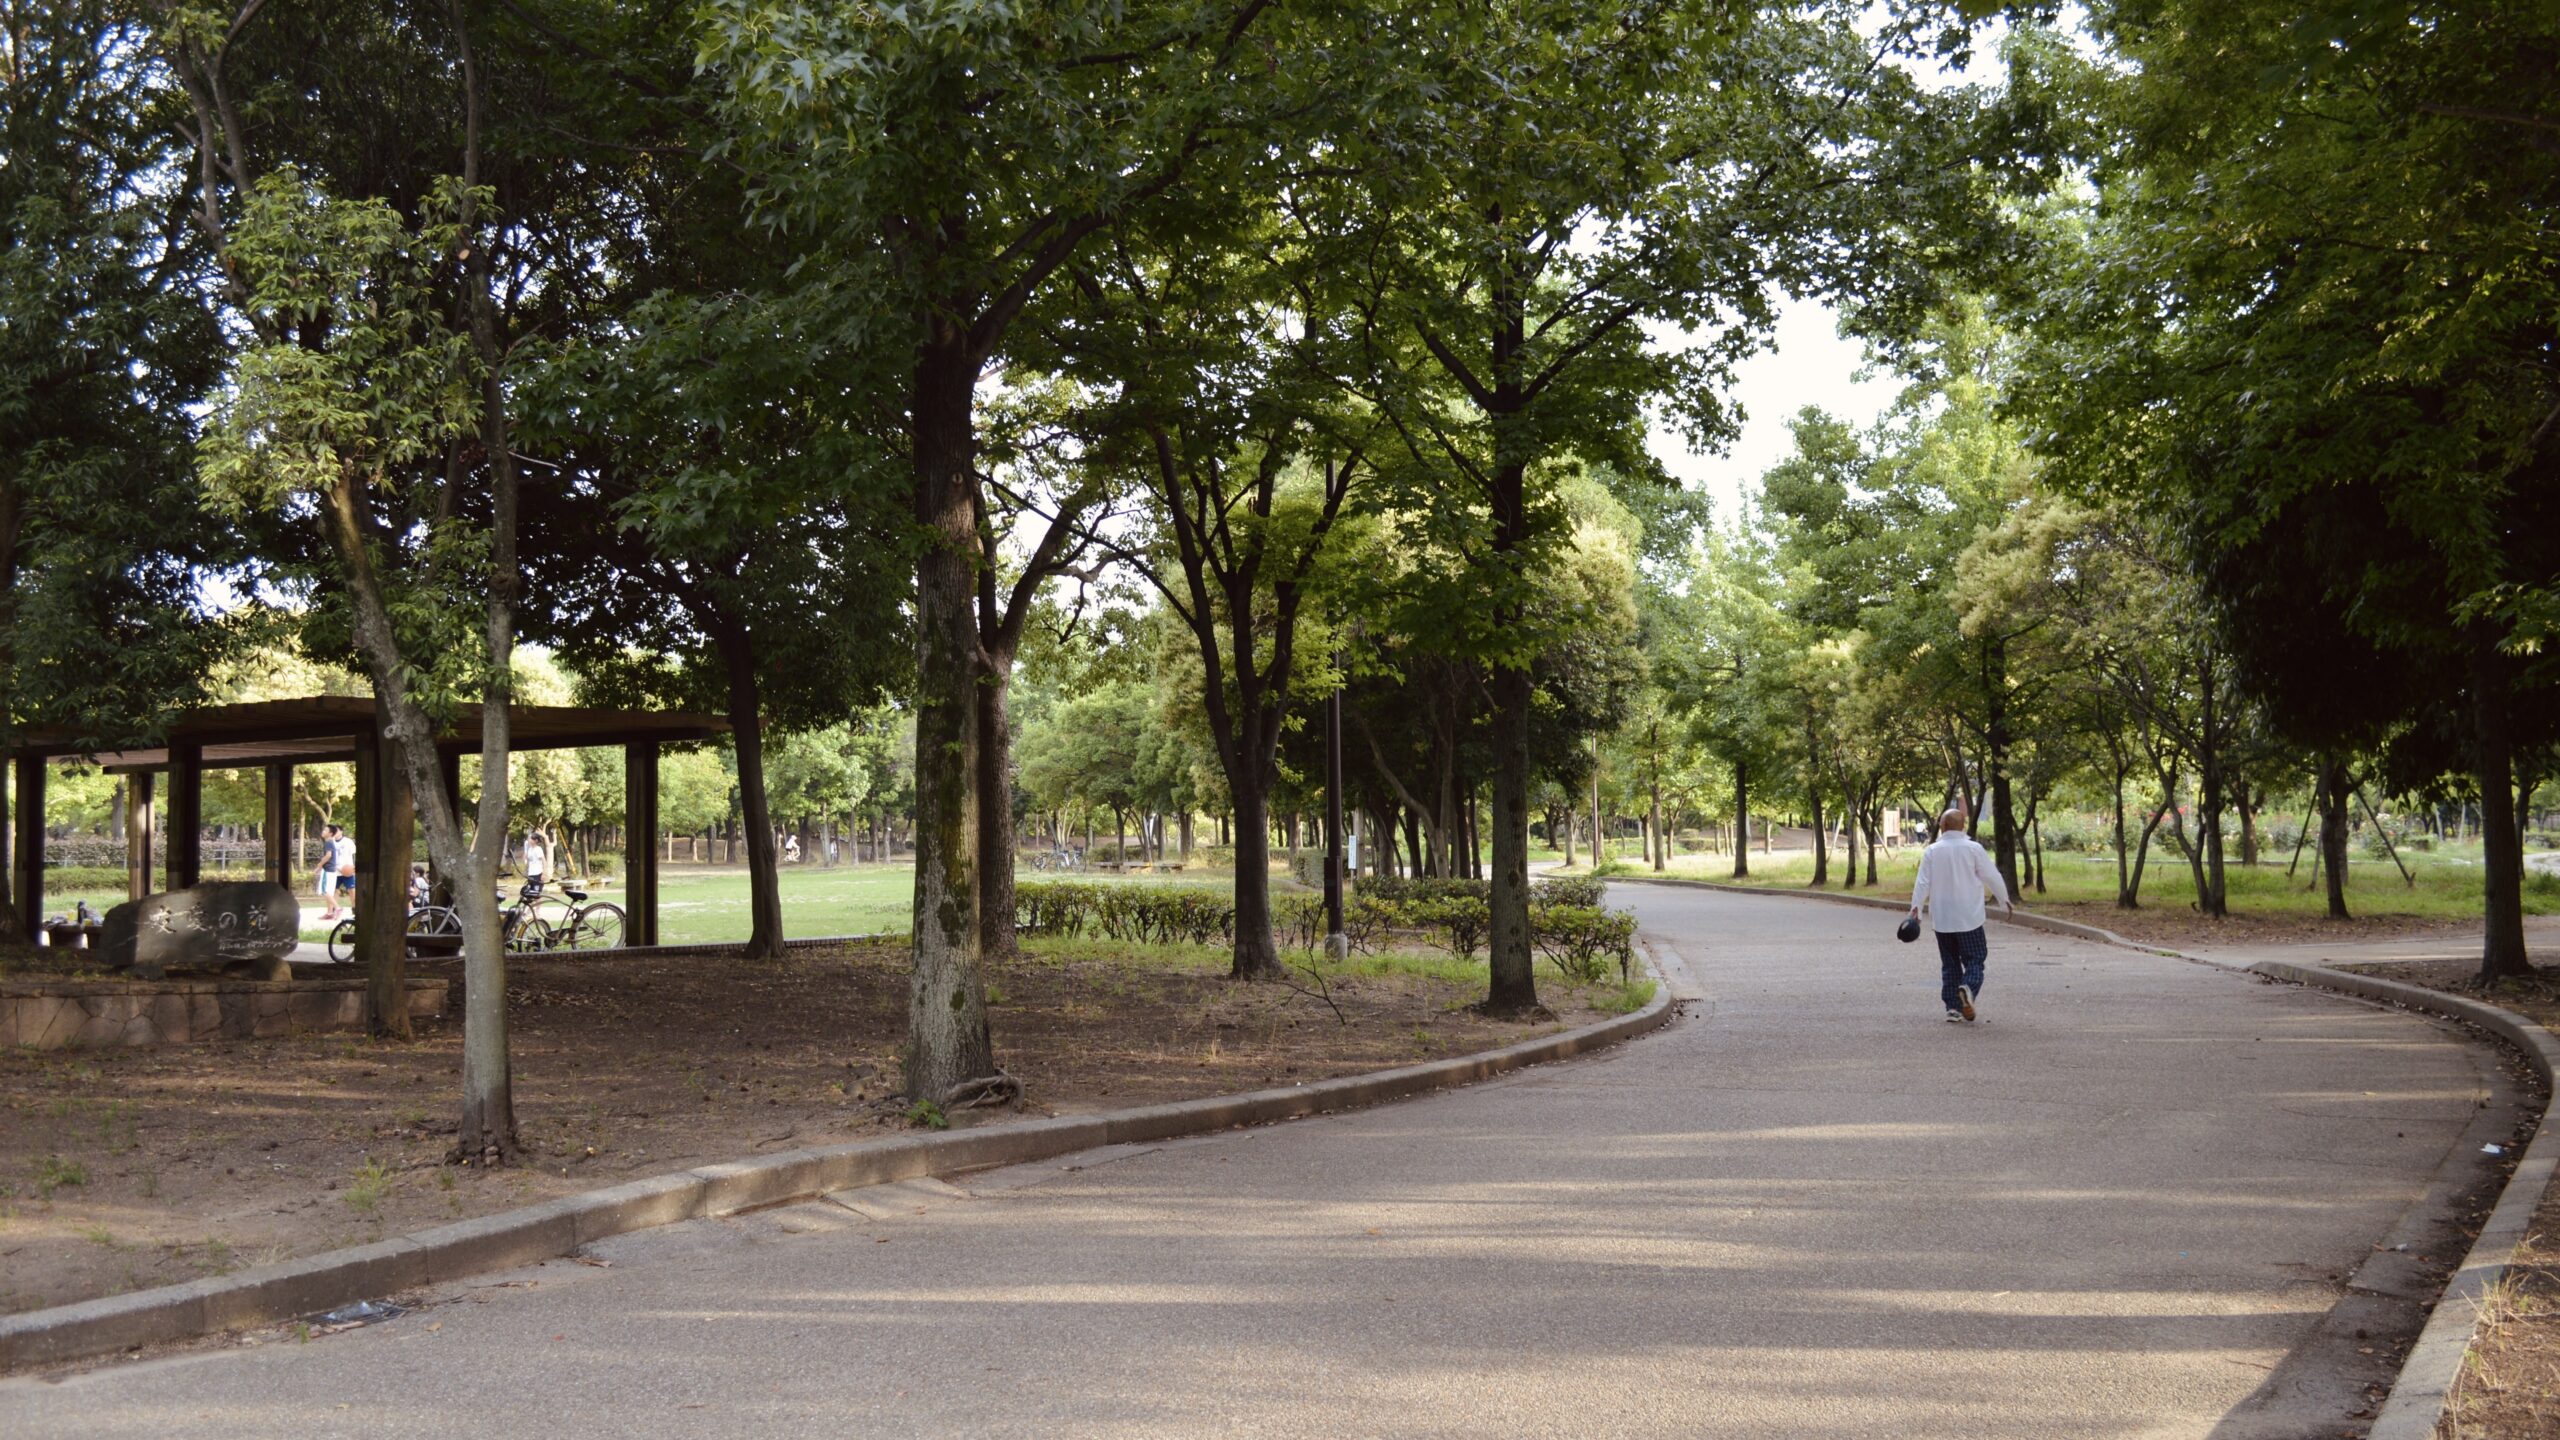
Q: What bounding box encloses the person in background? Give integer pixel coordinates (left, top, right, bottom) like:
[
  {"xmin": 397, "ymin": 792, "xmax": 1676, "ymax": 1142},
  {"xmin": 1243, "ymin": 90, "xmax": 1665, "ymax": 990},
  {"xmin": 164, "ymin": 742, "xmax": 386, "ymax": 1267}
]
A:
[
  {"xmin": 522, "ymin": 830, "xmax": 549, "ymax": 898},
  {"xmin": 408, "ymin": 862, "xmax": 432, "ymax": 912},
  {"xmin": 1907, "ymin": 807, "xmax": 2013, "ymax": 1024},
  {"xmin": 316, "ymin": 823, "xmax": 344, "ymax": 919}
]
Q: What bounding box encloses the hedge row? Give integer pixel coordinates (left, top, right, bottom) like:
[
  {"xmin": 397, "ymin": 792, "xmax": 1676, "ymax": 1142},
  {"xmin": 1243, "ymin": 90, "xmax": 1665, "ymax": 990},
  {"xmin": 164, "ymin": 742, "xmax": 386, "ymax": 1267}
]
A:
[{"xmin": 1014, "ymin": 880, "xmax": 1637, "ymax": 981}]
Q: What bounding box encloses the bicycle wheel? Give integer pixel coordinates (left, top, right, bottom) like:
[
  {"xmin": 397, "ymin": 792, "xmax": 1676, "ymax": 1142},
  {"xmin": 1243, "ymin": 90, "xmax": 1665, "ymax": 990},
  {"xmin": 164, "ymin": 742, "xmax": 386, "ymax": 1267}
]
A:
[
  {"xmin": 503, "ymin": 913, "xmax": 555, "ymax": 955},
  {"xmin": 562, "ymin": 902, "xmax": 626, "ymax": 951},
  {"xmin": 327, "ymin": 917, "xmax": 356, "ymax": 963},
  {"xmin": 406, "ymin": 904, "xmax": 461, "ymax": 938}
]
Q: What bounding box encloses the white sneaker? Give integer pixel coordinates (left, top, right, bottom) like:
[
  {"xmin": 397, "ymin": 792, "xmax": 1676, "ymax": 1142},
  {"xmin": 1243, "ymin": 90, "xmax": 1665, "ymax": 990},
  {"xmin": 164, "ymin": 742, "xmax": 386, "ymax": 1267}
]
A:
[
  {"xmin": 1945, "ymin": 1010, "xmax": 1964, "ymax": 1023},
  {"xmin": 1956, "ymin": 985, "xmax": 1977, "ymax": 1022}
]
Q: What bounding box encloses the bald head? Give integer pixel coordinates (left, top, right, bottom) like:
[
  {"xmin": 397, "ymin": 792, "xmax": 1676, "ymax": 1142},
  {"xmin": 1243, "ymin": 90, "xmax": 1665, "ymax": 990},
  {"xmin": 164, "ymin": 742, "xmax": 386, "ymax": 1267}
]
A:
[{"xmin": 1940, "ymin": 809, "xmax": 1969, "ymax": 834}]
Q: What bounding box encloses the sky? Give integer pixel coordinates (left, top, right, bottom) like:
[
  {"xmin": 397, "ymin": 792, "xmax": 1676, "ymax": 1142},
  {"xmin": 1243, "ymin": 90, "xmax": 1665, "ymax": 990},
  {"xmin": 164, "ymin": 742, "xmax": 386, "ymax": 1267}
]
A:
[{"xmin": 1646, "ymin": 299, "xmax": 1905, "ymax": 528}]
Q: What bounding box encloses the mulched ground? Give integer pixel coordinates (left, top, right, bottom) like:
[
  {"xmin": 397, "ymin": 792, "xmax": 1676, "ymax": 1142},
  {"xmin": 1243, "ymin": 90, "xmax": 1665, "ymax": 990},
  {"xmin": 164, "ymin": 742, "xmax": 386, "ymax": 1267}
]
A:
[
  {"xmin": 2028, "ymin": 900, "xmax": 2490, "ymax": 951},
  {"xmin": 2336, "ymin": 958, "xmax": 2560, "ymax": 1439},
  {"xmin": 1, "ymin": 940, "xmax": 1608, "ymax": 1318}
]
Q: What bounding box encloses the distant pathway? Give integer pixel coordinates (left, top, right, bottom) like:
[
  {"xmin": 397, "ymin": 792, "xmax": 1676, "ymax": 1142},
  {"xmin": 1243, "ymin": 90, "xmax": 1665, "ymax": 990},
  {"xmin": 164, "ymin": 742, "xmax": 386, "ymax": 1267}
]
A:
[{"xmin": 3, "ymin": 887, "xmax": 2497, "ymax": 1438}]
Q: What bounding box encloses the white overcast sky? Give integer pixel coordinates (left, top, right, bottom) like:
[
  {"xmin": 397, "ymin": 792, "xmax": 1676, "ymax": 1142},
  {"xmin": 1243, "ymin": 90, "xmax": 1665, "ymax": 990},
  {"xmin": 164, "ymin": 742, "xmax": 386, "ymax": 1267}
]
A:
[{"xmin": 1647, "ymin": 298, "xmax": 1905, "ymax": 526}]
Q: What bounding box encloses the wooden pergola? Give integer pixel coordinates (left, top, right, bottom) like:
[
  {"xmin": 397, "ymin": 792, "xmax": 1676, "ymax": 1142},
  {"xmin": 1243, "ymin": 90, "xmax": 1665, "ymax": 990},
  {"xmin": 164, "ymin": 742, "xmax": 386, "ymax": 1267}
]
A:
[{"xmin": 8, "ymin": 698, "xmax": 728, "ymax": 961}]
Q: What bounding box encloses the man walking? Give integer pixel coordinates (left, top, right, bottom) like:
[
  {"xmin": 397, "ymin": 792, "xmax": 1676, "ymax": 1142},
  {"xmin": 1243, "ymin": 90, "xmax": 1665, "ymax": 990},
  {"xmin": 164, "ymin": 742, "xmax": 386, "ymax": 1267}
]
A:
[{"xmin": 1908, "ymin": 808, "xmax": 2012, "ymax": 1023}]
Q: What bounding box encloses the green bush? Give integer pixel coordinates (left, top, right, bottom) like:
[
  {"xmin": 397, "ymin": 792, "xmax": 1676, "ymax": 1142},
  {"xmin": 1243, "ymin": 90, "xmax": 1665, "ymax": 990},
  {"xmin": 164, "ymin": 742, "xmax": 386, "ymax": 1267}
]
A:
[
  {"xmin": 1015, "ymin": 881, "xmax": 1236, "ymax": 946},
  {"xmin": 1533, "ymin": 905, "xmax": 1637, "ymax": 983},
  {"xmin": 1355, "ymin": 875, "xmax": 1489, "ymax": 903},
  {"xmin": 1535, "ymin": 874, "xmax": 1607, "ymax": 908},
  {"xmin": 1017, "ymin": 878, "xmax": 1645, "ymax": 982},
  {"xmin": 1410, "ymin": 895, "xmax": 1491, "ymax": 963}
]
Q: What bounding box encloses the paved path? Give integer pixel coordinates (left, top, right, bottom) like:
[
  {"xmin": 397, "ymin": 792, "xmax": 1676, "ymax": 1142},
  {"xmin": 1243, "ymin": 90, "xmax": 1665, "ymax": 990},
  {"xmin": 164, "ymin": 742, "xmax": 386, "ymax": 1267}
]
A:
[{"xmin": 3, "ymin": 887, "xmax": 2501, "ymax": 1438}]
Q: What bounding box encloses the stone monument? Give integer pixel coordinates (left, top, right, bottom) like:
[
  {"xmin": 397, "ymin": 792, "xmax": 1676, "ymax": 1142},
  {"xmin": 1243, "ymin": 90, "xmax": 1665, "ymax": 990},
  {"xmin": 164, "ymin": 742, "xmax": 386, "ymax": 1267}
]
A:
[{"xmin": 97, "ymin": 882, "xmax": 302, "ymax": 981}]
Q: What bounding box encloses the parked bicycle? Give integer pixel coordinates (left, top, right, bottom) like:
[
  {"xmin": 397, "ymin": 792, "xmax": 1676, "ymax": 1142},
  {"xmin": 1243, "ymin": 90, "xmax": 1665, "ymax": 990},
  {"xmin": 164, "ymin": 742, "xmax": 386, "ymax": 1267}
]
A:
[
  {"xmin": 537, "ymin": 881, "xmax": 626, "ymax": 951},
  {"xmin": 324, "ymin": 881, "xmax": 623, "ymax": 960},
  {"xmin": 325, "ymin": 900, "xmax": 464, "ymax": 963},
  {"xmin": 1031, "ymin": 846, "xmax": 1085, "ymax": 873}
]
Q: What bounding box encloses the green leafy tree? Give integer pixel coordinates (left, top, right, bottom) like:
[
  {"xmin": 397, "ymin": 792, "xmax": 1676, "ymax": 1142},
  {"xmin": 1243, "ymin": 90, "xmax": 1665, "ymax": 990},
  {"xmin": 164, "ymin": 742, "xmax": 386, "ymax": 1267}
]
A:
[
  {"xmin": 700, "ymin": 0, "xmax": 1298, "ymax": 1101},
  {"xmin": 1346, "ymin": 0, "xmax": 2024, "ymax": 1010},
  {"xmin": 0, "ymin": 0, "xmax": 237, "ymax": 931}
]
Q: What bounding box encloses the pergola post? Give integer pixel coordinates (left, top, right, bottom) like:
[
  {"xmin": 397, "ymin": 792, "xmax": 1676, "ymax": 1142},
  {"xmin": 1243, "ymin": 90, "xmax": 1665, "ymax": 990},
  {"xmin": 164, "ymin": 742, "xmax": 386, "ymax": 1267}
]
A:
[
  {"xmin": 166, "ymin": 742, "xmax": 204, "ymax": 890},
  {"xmin": 435, "ymin": 753, "xmax": 465, "ymax": 896},
  {"xmin": 353, "ymin": 730, "xmax": 413, "ymax": 1035},
  {"xmin": 125, "ymin": 770, "xmax": 156, "ymax": 902},
  {"xmin": 263, "ymin": 763, "xmax": 294, "ymax": 886},
  {"xmin": 625, "ymin": 741, "xmax": 659, "ymax": 947},
  {"xmin": 12, "ymin": 755, "xmax": 44, "ymax": 942}
]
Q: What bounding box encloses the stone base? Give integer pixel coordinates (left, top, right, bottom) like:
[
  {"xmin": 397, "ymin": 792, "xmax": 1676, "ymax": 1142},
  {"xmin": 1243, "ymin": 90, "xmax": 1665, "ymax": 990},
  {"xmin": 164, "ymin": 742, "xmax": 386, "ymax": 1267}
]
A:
[{"xmin": 0, "ymin": 977, "xmax": 446, "ymax": 1051}]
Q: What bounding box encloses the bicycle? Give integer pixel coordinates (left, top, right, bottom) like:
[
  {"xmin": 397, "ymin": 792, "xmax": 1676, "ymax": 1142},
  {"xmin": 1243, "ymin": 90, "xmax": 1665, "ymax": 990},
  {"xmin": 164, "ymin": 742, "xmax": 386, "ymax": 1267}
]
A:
[
  {"xmin": 325, "ymin": 899, "xmax": 467, "ymax": 963},
  {"xmin": 546, "ymin": 882, "xmax": 627, "ymax": 951},
  {"xmin": 326, "ymin": 882, "xmax": 627, "ymax": 960}
]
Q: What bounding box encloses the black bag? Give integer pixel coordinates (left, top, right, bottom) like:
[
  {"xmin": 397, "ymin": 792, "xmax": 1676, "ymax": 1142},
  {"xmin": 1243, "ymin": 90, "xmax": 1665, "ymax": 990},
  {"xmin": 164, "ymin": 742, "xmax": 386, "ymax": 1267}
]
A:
[{"xmin": 1896, "ymin": 914, "xmax": 1922, "ymax": 944}]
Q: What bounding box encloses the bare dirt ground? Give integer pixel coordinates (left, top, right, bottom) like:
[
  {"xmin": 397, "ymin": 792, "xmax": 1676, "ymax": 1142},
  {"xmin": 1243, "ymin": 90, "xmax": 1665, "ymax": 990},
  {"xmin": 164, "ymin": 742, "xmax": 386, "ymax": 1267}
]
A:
[
  {"xmin": 2336, "ymin": 957, "xmax": 2560, "ymax": 1439},
  {"xmin": 1, "ymin": 940, "xmax": 1610, "ymax": 1318},
  {"xmin": 2032, "ymin": 901, "xmax": 2492, "ymax": 950}
]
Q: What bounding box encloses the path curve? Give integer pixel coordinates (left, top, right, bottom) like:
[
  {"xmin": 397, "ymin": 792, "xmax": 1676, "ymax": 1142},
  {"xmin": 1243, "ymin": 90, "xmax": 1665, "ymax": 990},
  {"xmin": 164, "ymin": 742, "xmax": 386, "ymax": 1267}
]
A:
[{"xmin": 1, "ymin": 886, "xmax": 2500, "ymax": 1439}]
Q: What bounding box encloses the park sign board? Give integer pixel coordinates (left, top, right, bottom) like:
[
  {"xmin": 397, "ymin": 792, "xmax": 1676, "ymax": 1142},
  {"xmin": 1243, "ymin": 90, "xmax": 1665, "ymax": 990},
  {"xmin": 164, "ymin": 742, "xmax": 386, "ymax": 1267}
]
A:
[{"xmin": 97, "ymin": 882, "xmax": 300, "ymax": 981}]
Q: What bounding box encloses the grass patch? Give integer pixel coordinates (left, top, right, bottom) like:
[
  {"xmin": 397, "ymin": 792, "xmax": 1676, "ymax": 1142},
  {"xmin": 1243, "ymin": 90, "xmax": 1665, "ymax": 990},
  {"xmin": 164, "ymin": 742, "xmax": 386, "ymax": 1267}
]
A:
[
  {"xmin": 1595, "ymin": 978, "xmax": 1657, "ymax": 1015},
  {"xmin": 344, "ymin": 1158, "xmax": 393, "ymax": 1216},
  {"xmin": 32, "ymin": 1155, "xmax": 87, "ymax": 1197},
  {"xmin": 1624, "ymin": 841, "xmax": 2556, "ymax": 922}
]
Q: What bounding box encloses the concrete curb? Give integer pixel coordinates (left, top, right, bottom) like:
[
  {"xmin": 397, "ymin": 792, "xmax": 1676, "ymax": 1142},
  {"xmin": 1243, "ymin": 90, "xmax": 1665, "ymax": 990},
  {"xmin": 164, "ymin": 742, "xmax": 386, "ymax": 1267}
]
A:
[
  {"xmin": 1613, "ymin": 874, "xmax": 2551, "ymax": 1439},
  {"xmin": 0, "ymin": 968, "xmax": 1672, "ymax": 1375},
  {"xmin": 2239, "ymin": 961, "xmax": 2559, "ymax": 1440}
]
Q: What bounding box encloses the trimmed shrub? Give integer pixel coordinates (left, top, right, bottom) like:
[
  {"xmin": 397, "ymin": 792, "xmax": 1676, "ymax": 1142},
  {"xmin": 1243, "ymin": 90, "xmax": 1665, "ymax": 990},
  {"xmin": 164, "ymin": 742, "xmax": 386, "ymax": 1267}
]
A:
[
  {"xmin": 1535, "ymin": 874, "xmax": 1607, "ymax": 908},
  {"xmin": 1533, "ymin": 905, "xmax": 1638, "ymax": 983},
  {"xmin": 1411, "ymin": 895, "xmax": 1491, "ymax": 964},
  {"xmin": 1355, "ymin": 875, "xmax": 1489, "ymax": 904},
  {"xmin": 1015, "ymin": 882, "xmax": 1236, "ymax": 945}
]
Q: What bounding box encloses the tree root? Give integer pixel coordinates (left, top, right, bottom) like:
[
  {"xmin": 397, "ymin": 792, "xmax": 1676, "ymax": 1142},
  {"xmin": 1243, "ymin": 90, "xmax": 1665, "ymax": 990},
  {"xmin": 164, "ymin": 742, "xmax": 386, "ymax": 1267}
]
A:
[
  {"xmin": 941, "ymin": 1071, "xmax": 1023, "ymax": 1110},
  {"xmin": 1469, "ymin": 999, "xmax": 1557, "ymax": 1024}
]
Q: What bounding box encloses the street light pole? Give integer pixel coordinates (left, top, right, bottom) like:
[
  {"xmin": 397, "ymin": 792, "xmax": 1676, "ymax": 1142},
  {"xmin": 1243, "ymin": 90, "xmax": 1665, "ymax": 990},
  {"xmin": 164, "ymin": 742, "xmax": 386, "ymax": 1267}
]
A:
[{"xmin": 1324, "ymin": 679, "xmax": 1347, "ymax": 960}]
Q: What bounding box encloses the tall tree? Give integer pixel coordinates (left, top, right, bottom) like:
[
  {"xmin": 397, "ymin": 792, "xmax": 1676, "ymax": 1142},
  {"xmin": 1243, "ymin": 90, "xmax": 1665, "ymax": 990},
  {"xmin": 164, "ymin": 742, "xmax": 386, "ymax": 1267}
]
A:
[
  {"xmin": 701, "ymin": 0, "xmax": 1297, "ymax": 1102},
  {"xmin": 1, "ymin": 0, "xmax": 237, "ymax": 932},
  {"xmin": 2028, "ymin": 1, "xmax": 2560, "ymax": 977},
  {"xmin": 1350, "ymin": 0, "xmax": 2026, "ymax": 1011},
  {"xmin": 170, "ymin": 0, "xmax": 584, "ymax": 1159}
]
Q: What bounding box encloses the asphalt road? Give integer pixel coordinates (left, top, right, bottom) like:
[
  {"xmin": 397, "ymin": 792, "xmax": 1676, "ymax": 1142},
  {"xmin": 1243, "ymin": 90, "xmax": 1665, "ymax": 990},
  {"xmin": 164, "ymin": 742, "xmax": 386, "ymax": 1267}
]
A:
[{"xmin": 1, "ymin": 884, "xmax": 2499, "ymax": 1438}]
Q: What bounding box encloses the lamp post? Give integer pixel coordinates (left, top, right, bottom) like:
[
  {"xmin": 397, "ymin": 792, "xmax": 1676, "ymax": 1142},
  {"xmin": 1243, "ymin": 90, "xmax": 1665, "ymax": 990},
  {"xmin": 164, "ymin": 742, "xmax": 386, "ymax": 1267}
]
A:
[{"xmin": 1324, "ymin": 678, "xmax": 1347, "ymax": 960}]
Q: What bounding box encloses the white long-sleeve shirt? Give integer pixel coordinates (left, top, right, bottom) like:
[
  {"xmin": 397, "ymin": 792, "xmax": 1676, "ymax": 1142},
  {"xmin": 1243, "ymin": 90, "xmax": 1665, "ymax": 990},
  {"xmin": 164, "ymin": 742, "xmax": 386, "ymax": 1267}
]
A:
[{"xmin": 1910, "ymin": 831, "xmax": 2009, "ymax": 934}]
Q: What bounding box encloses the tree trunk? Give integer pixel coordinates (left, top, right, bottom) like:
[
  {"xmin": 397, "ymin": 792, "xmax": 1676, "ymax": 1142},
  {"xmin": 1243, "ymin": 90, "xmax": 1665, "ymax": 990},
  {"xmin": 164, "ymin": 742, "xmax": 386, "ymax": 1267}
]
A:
[
  {"xmin": 2473, "ymin": 634, "xmax": 2532, "ymax": 981},
  {"xmin": 2195, "ymin": 656, "xmax": 2229, "ymax": 917},
  {"xmin": 1649, "ymin": 773, "xmax": 1666, "ymax": 874},
  {"xmin": 903, "ymin": 331, "xmax": 997, "ymax": 1104},
  {"xmin": 1589, "ymin": 753, "xmax": 1603, "ymax": 871},
  {"xmin": 976, "ymin": 650, "xmax": 1018, "ymax": 961},
  {"xmin": 1484, "ymin": 665, "xmax": 1537, "ymax": 1015},
  {"xmin": 1807, "ymin": 778, "xmax": 1828, "ymax": 887},
  {"xmin": 1230, "ymin": 780, "xmax": 1281, "ymax": 980},
  {"xmin": 1730, "ymin": 761, "xmax": 1750, "ymax": 879},
  {"xmin": 720, "ymin": 628, "xmax": 786, "ymax": 960},
  {"xmin": 1984, "ymin": 640, "xmax": 2021, "ymax": 902},
  {"xmin": 2319, "ymin": 757, "xmax": 2353, "ymax": 920},
  {"xmin": 2125, "ymin": 799, "xmax": 2164, "ymax": 909}
]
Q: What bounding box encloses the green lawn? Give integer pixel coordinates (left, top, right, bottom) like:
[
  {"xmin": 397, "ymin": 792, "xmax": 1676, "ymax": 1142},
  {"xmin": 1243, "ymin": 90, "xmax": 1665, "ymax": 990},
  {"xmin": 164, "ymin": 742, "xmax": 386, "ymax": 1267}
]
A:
[
  {"xmin": 1586, "ymin": 839, "xmax": 2560, "ymax": 921},
  {"xmin": 650, "ymin": 860, "xmax": 1266, "ymax": 944},
  {"xmin": 36, "ymin": 858, "xmax": 1284, "ymax": 948}
]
